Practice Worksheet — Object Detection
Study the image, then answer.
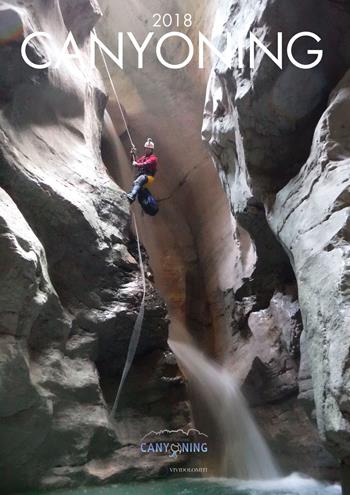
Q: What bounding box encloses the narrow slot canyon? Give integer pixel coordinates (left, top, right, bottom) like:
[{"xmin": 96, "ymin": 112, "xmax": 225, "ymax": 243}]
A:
[
  {"xmin": 2, "ymin": 1, "xmax": 350, "ymax": 494},
  {"xmin": 98, "ymin": 0, "xmax": 341, "ymax": 483}
]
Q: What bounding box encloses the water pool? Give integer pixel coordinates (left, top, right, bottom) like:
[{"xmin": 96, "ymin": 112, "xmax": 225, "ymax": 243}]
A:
[{"xmin": 25, "ymin": 473, "xmax": 341, "ymax": 495}]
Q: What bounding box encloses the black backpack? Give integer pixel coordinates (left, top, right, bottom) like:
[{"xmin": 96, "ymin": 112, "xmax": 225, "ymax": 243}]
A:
[{"xmin": 138, "ymin": 188, "xmax": 159, "ymax": 216}]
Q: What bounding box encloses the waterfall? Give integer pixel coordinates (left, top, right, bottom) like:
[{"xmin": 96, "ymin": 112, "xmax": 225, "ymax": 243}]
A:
[{"xmin": 170, "ymin": 340, "xmax": 280, "ymax": 480}]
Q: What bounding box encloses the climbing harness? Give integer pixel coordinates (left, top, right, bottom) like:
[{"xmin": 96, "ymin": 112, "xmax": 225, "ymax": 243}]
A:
[
  {"xmin": 146, "ymin": 175, "xmax": 155, "ymax": 187},
  {"xmin": 94, "ymin": 26, "xmax": 147, "ymax": 418}
]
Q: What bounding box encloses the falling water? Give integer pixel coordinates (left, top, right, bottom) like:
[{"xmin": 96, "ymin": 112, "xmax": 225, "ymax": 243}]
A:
[{"xmin": 170, "ymin": 340, "xmax": 280, "ymax": 480}]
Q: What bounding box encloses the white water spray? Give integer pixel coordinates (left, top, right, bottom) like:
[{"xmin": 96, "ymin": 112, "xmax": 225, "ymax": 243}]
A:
[{"xmin": 170, "ymin": 340, "xmax": 280, "ymax": 480}]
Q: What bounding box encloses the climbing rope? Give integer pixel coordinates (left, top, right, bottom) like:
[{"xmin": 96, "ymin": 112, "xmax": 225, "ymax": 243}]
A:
[
  {"xmin": 93, "ymin": 26, "xmax": 146, "ymax": 418},
  {"xmin": 155, "ymin": 162, "xmax": 207, "ymax": 203},
  {"xmin": 93, "ymin": 26, "xmax": 181, "ymax": 206},
  {"xmin": 156, "ymin": 168, "xmax": 196, "ymax": 203},
  {"xmin": 92, "ymin": 27, "xmax": 136, "ymax": 150},
  {"xmin": 110, "ymin": 214, "xmax": 146, "ymax": 418}
]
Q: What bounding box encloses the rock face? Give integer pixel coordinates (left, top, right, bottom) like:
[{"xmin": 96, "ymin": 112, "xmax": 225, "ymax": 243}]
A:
[
  {"xmin": 97, "ymin": 0, "xmax": 346, "ymax": 481},
  {"xmin": 269, "ymin": 70, "xmax": 350, "ymax": 476},
  {"xmin": 203, "ymin": 0, "xmax": 350, "ymax": 484},
  {"xmin": 97, "ymin": 0, "xmax": 235, "ymax": 355},
  {"xmin": 2, "ymin": 0, "xmax": 348, "ymax": 490},
  {"xmin": 0, "ymin": 1, "xmax": 189, "ymax": 492}
]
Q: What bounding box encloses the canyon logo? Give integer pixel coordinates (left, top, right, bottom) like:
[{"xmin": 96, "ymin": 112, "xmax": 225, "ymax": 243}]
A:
[
  {"xmin": 140, "ymin": 428, "xmax": 208, "ymax": 458},
  {"xmin": 21, "ymin": 30, "xmax": 323, "ymax": 71}
]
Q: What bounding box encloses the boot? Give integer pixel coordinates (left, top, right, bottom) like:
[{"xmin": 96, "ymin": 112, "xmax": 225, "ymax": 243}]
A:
[
  {"xmin": 126, "ymin": 192, "xmax": 135, "ymax": 203},
  {"xmin": 127, "ymin": 184, "xmax": 140, "ymax": 203}
]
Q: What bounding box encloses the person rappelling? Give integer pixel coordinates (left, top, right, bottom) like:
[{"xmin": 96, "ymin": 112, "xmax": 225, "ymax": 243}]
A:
[
  {"xmin": 127, "ymin": 138, "xmax": 158, "ymax": 203},
  {"xmin": 94, "ymin": 29, "xmax": 156, "ymax": 418},
  {"xmin": 126, "ymin": 138, "xmax": 159, "ymax": 216}
]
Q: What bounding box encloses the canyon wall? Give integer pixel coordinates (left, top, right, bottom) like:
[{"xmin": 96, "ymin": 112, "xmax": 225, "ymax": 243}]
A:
[
  {"xmin": 97, "ymin": 0, "xmax": 237, "ymax": 355},
  {"xmin": 100, "ymin": 0, "xmax": 342, "ymax": 481},
  {"xmin": 0, "ymin": 0, "xmax": 348, "ymax": 491},
  {"xmin": 0, "ymin": 1, "xmax": 189, "ymax": 492},
  {"xmin": 202, "ymin": 0, "xmax": 350, "ymax": 484}
]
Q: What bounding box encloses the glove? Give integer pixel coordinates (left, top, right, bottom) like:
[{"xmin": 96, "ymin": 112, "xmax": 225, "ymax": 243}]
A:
[{"xmin": 132, "ymin": 160, "xmax": 138, "ymax": 167}]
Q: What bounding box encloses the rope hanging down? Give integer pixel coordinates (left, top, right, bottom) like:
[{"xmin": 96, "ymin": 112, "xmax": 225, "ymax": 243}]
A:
[
  {"xmin": 110, "ymin": 214, "xmax": 146, "ymax": 418},
  {"xmin": 93, "ymin": 27, "xmax": 146, "ymax": 418},
  {"xmin": 92, "ymin": 27, "xmax": 136, "ymax": 149}
]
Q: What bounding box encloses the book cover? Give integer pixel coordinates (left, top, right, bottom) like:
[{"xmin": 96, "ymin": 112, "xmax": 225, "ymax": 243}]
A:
[{"xmin": 0, "ymin": 1, "xmax": 349, "ymax": 494}]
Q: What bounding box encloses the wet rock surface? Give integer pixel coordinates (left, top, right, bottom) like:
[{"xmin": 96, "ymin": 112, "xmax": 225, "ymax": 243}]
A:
[
  {"xmin": 0, "ymin": 1, "xmax": 190, "ymax": 492},
  {"xmin": 2, "ymin": 0, "xmax": 350, "ymax": 490},
  {"xmin": 202, "ymin": 0, "xmax": 350, "ymax": 482},
  {"xmin": 97, "ymin": 0, "xmax": 349, "ymax": 482},
  {"xmin": 269, "ymin": 69, "xmax": 350, "ymax": 473}
]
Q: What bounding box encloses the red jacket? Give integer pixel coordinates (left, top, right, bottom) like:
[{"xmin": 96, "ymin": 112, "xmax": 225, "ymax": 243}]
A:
[{"xmin": 135, "ymin": 153, "xmax": 158, "ymax": 176}]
